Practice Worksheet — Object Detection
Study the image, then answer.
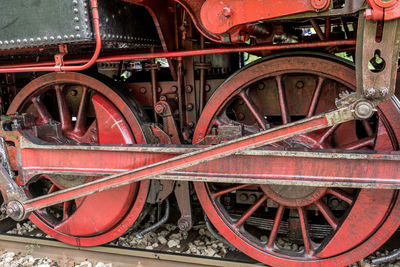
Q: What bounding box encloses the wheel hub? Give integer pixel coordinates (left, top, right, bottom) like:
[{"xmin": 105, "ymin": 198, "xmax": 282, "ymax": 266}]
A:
[{"xmin": 261, "ymin": 185, "xmax": 326, "ymax": 207}]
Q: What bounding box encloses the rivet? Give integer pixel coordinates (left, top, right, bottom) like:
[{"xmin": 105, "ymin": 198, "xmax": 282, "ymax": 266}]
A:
[
  {"xmin": 50, "ymin": 36, "xmax": 55, "ymax": 41},
  {"xmin": 64, "ymin": 35, "xmax": 69, "ymax": 39},
  {"xmin": 36, "ymin": 37, "xmax": 41, "ymax": 41},
  {"xmin": 16, "ymin": 39, "xmax": 21, "ymax": 43},
  {"xmin": 74, "ymin": 16, "xmax": 79, "ymax": 22},
  {"xmin": 73, "ymin": 8, "xmax": 79, "ymax": 13},
  {"xmin": 72, "ymin": 0, "xmax": 78, "ymax": 5},
  {"xmin": 76, "ymin": 34, "xmax": 81, "ymax": 38},
  {"xmin": 57, "ymin": 36, "xmax": 62, "ymax": 40},
  {"xmin": 30, "ymin": 38, "xmax": 34, "ymax": 42},
  {"xmin": 43, "ymin": 37, "xmax": 48, "ymax": 41},
  {"xmin": 0, "ymin": 41, "xmax": 3, "ymax": 45},
  {"xmin": 23, "ymin": 39, "xmax": 27, "ymax": 43},
  {"xmin": 4, "ymin": 41, "xmax": 8, "ymax": 45},
  {"xmin": 10, "ymin": 40, "xmax": 14, "ymax": 44}
]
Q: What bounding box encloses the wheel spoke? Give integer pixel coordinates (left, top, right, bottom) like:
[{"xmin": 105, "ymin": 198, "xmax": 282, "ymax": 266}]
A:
[
  {"xmin": 338, "ymin": 137, "xmax": 375, "ymax": 150},
  {"xmin": 317, "ymin": 124, "xmax": 339, "ymax": 144},
  {"xmin": 62, "ymin": 201, "xmax": 72, "ymax": 220},
  {"xmin": 213, "ymin": 184, "xmax": 251, "ymax": 199},
  {"xmin": 48, "ymin": 184, "xmax": 58, "ymax": 194},
  {"xmin": 267, "ymin": 205, "xmax": 285, "ymax": 248},
  {"xmin": 306, "ymin": 77, "xmax": 325, "ymax": 118},
  {"xmin": 54, "ymin": 85, "xmax": 73, "ymax": 132},
  {"xmin": 235, "ymin": 194, "xmax": 267, "ymax": 228},
  {"xmin": 327, "ymin": 188, "xmax": 354, "ymax": 205},
  {"xmin": 73, "ymin": 86, "xmax": 89, "ymax": 135},
  {"xmin": 315, "ymin": 200, "xmax": 338, "ymax": 230},
  {"xmin": 31, "ymin": 96, "xmax": 52, "ymax": 123},
  {"xmin": 298, "ymin": 207, "xmax": 312, "ymax": 255},
  {"xmin": 275, "ymin": 75, "xmax": 290, "ymax": 124},
  {"xmin": 362, "ymin": 120, "xmax": 374, "ymax": 137},
  {"xmin": 239, "ymin": 90, "xmax": 268, "ymax": 130}
]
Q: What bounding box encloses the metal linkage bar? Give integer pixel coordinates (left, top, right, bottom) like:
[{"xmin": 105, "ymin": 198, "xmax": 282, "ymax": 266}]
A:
[{"xmin": 19, "ymin": 109, "xmax": 343, "ymax": 215}]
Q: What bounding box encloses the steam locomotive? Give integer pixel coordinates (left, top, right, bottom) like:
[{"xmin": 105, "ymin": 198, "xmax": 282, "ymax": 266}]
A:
[{"xmin": 0, "ymin": 0, "xmax": 399, "ymax": 266}]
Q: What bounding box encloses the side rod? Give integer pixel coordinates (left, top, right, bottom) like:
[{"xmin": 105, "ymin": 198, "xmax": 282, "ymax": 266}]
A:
[{"xmin": 19, "ymin": 106, "xmax": 355, "ymax": 215}]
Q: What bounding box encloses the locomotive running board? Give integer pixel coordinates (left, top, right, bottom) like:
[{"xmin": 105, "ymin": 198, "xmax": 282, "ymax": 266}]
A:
[{"xmin": 0, "ymin": 101, "xmax": 397, "ymax": 220}]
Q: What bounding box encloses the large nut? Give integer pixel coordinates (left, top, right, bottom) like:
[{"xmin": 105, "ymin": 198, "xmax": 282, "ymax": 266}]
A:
[{"xmin": 353, "ymin": 101, "xmax": 375, "ymax": 120}]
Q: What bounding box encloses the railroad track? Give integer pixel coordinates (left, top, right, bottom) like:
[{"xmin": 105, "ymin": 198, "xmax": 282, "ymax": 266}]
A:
[{"xmin": 0, "ymin": 234, "xmax": 259, "ymax": 267}]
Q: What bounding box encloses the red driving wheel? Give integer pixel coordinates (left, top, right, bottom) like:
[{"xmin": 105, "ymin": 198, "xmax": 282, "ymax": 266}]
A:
[
  {"xmin": 8, "ymin": 72, "xmax": 149, "ymax": 246},
  {"xmin": 193, "ymin": 54, "xmax": 400, "ymax": 266}
]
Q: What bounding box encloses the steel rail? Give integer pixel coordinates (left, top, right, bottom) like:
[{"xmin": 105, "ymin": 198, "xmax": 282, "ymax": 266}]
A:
[
  {"xmin": 0, "ymin": 39, "xmax": 355, "ymax": 72},
  {"xmin": 21, "ymin": 107, "xmax": 353, "ymax": 213},
  {"xmin": 0, "ymin": 234, "xmax": 257, "ymax": 267}
]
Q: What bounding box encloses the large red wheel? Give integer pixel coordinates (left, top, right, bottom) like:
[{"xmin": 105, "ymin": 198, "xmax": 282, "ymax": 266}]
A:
[
  {"xmin": 8, "ymin": 72, "xmax": 149, "ymax": 246},
  {"xmin": 193, "ymin": 54, "xmax": 400, "ymax": 266}
]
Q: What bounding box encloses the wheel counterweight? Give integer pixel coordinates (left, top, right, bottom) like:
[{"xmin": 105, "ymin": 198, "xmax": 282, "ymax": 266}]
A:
[{"xmin": 7, "ymin": 72, "xmax": 150, "ymax": 246}]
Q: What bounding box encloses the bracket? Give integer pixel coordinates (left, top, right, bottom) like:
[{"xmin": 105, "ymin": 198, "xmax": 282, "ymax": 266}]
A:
[{"xmin": 356, "ymin": 16, "xmax": 400, "ymax": 102}]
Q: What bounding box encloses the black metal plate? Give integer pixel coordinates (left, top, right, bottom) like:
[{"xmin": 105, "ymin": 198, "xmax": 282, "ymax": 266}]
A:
[{"xmin": 0, "ymin": 0, "xmax": 159, "ymax": 51}]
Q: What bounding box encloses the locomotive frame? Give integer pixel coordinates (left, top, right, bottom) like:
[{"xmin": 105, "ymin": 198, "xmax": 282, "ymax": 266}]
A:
[{"xmin": 0, "ymin": 0, "xmax": 400, "ymax": 266}]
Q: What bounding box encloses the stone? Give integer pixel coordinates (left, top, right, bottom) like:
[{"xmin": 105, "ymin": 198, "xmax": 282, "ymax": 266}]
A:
[
  {"xmin": 167, "ymin": 239, "xmax": 179, "ymax": 248},
  {"xmin": 157, "ymin": 236, "xmax": 167, "ymax": 245}
]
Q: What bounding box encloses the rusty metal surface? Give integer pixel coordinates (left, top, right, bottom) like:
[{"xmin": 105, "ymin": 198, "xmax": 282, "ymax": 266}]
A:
[{"xmin": 356, "ymin": 17, "xmax": 400, "ymax": 102}]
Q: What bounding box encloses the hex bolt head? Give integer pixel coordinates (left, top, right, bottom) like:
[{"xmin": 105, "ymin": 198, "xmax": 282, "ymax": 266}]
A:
[
  {"xmin": 365, "ymin": 88, "xmax": 376, "ymax": 98},
  {"xmin": 379, "ymin": 87, "xmax": 389, "ymax": 97}
]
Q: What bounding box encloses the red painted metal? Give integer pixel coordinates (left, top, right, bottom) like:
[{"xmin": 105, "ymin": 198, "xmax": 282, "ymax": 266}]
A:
[
  {"xmin": 21, "ymin": 113, "xmax": 331, "ymax": 213},
  {"xmin": 0, "ymin": 0, "xmax": 101, "ymax": 74},
  {"xmin": 0, "ymin": 40, "xmax": 355, "ymax": 73},
  {"xmin": 365, "ymin": 0, "xmax": 400, "ymax": 21},
  {"xmin": 200, "ymin": 0, "xmax": 330, "ymax": 34},
  {"xmin": 7, "ymin": 72, "xmax": 149, "ymax": 246},
  {"xmin": 193, "ymin": 55, "xmax": 400, "ymax": 266}
]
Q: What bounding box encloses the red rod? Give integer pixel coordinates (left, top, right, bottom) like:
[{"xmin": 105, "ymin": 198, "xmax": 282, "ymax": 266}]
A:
[
  {"xmin": 0, "ymin": 39, "xmax": 355, "ymax": 73},
  {"xmin": 0, "ymin": 0, "xmax": 101, "ymax": 73}
]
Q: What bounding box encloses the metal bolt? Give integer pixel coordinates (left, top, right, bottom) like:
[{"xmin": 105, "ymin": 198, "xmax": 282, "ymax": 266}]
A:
[
  {"xmin": 139, "ymin": 87, "xmax": 147, "ymax": 94},
  {"xmin": 185, "ymin": 85, "xmax": 193, "ymax": 93},
  {"xmin": 365, "ymin": 88, "xmax": 376, "ymax": 98},
  {"xmin": 354, "ymin": 101, "xmax": 375, "ymax": 119},
  {"xmin": 188, "ymin": 121, "xmax": 195, "ymax": 128},
  {"xmin": 239, "ymin": 194, "xmax": 248, "ymax": 201},
  {"xmin": 178, "ymin": 219, "xmax": 190, "ymax": 231},
  {"xmin": 186, "ymin": 103, "xmax": 194, "ymax": 111},
  {"xmin": 379, "ymin": 86, "xmax": 389, "ymax": 97},
  {"xmin": 296, "ymin": 81, "xmax": 304, "ymax": 89},
  {"xmin": 159, "ymin": 95, "xmax": 167, "ymax": 101},
  {"xmin": 205, "ymin": 84, "xmax": 211, "ymax": 92},
  {"xmin": 6, "ymin": 201, "xmax": 24, "ymax": 221},
  {"xmin": 155, "ymin": 103, "xmax": 167, "ymax": 114},
  {"xmin": 257, "ymin": 83, "xmax": 265, "ymax": 90},
  {"xmin": 222, "ymin": 6, "xmax": 232, "ymax": 18},
  {"xmin": 171, "ymin": 86, "xmax": 178, "ymax": 93},
  {"xmin": 249, "ymin": 194, "xmax": 257, "ymax": 203}
]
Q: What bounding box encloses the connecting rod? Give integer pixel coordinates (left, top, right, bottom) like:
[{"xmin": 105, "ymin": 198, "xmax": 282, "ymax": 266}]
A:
[{"xmin": 0, "ymin": 100, "xmax": 365, "ymax": 221}]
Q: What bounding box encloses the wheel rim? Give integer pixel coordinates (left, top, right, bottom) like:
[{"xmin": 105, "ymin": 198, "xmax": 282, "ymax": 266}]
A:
[
  {"xmin": 8, "ymin": 72, "xmax": 149, "ymax": 246},
  {"xmin": 193, "ymin": 55, "xmax": 400, "ymax": 266}
]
